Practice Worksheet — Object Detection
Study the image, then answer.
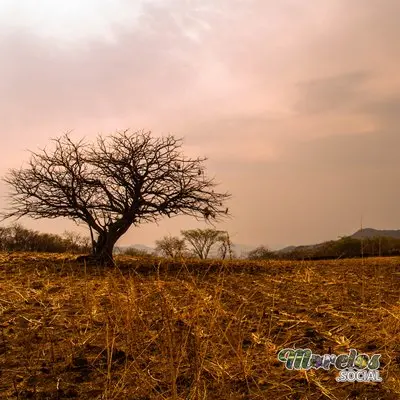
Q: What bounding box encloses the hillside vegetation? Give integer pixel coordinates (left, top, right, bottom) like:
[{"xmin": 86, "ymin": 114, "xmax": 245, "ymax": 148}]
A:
[
  {"xmin": 271, "ymin": 236, "xmax": 400, "ymax": 261},
  {"xmin": 0, "ymin": 253, "xmax": 400, "ymax": 399}
]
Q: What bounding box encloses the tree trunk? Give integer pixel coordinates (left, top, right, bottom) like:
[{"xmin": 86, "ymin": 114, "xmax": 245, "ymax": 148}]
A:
[
  {"xmin": 92, "ymin": 230, "xmax": 119, "ymax": 265},
  {"xmin": 77, "ymin": 220, "xmax": 132, "ymax": 266}
]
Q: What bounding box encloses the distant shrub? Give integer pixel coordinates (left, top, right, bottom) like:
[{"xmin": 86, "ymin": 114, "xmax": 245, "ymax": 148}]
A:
[
  {"xmin": 122, "ymin": 247, "xmax": 152, "ymax": 257},
  {"xmin": 181, "ymin": 229, "xmax": 229, "ymax": 260},
  {"xmin": 247, "ymin": 245, "xmax": 274, "ymax": 260},
  {"xmin": 155, "ymin": 236, "xmax": 186, "ymax": 259},
  {"xmin": 0, "ymin": 224, "xmax": 90, "ymax": 253}
]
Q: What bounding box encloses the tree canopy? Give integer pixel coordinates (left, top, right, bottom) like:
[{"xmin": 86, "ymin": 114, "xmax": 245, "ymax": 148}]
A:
[
  {"xmin": 155, "ymin": 236, "xmax": 187, "ymax": 258},
  {"xmin": 181, "ymin": 228, "xmax": 228, "ymax": 260}
]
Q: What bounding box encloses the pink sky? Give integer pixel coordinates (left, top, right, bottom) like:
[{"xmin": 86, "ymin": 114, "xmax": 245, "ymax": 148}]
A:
[{"xmin": 1, "ymin": 0, "xmax": 399, "ymax": 249}]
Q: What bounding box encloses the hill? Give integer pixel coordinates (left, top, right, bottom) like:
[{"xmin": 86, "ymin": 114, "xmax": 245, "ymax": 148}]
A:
[
  {"xmin": 274, "ymin": 245, "xmax": 297, "ymax": 254},
  {"xmin": 272, "ymin": 228, "xmax": 400, "ymax": 260},
  {"xmin": 351, "ymin": 228, "xmax": 400, "ymax": 239}
]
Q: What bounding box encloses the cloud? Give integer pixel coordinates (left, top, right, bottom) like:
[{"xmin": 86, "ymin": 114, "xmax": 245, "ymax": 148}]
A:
[
  {"xmin": 295, "ymin": 72, "xmax": 371, "ymax": 114},
  {"xmin": 360, "ymin": 96, "xmax": 400, "ymax": 128},
  {"xmin": 1, "ymin": 0, "xmax": 400, "ymax": 248}
]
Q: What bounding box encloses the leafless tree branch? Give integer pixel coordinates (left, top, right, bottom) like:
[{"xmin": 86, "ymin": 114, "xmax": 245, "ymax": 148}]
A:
[{"xmin": 1, "ymin": 129, "xmax": 231, "ymax": 264}]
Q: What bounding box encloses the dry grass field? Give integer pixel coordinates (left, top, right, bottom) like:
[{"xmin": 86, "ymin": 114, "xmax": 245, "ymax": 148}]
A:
[{"xmin": 1, "ymin": 253, "xmax": 400, "ymax": 399}]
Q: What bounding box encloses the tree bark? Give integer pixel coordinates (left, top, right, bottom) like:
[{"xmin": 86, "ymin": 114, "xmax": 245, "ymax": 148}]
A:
[
  {"xmin": 92, "ymin": 230, "xmax": 119, "ymax": 265},
  {"xmin": 76, "ymin": 229, "xmax": 119, "ymax": 266},
  {"xmin": 76, "ymin": 218, "xmax": 134, "ymax": 266}
]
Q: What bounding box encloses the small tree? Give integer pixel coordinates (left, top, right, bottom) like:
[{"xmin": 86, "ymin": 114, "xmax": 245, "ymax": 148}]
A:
[
  {"xmin": 217, "ymin": 231, "xmax": 234, "ymax": 260},
  {"xmin": 0, "ymin": 227, "xmax": 11, "ymax": 251},
  {"xmin": 247, "ymin": 245, "xmax": 274, "ymax": 260},
  {"xmin": 155, "ymin": 235, "xmax": 186, "ymax": 258},
  {"xmin": 181, "ymin": 228, "xmax": 227, "ymax": 260},
  {"xmin": 1, "ymin": 130, "xmax": 231, "ymax": 265},
  {"xmin": 63, "ymin": 231, "xmax": 91, "ymax": 253},
  {"xmin": 121, "ymin": 247, "xmax": 151, "ymax": 258}
]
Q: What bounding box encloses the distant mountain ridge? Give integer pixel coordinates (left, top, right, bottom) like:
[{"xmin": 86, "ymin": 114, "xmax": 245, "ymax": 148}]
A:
[
  {"xmin": 272, "ymin": 228, "xmax": 400, "ymax": 255},
  {"xmin": 351, "ymin": 228, "xmax": 400, "ymax": 239},
  {"xmin": 275, "ymin": 245, "xmax": 297, "ymax": 254}
]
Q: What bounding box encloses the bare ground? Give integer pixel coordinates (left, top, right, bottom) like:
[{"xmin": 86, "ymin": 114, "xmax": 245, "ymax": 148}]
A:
[{"xmin": 0, "ymin": 252, "xmax": 400, "ymax": 399}]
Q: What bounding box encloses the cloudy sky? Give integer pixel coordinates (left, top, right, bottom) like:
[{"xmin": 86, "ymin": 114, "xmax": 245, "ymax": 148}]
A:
[{"xmin": 1, "ymin": 0, "xmax": 399, "ymax": 250}]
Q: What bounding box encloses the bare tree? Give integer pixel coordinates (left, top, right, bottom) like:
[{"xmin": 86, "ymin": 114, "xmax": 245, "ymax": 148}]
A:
[
  {"xmin": 181, "ymin": 228, "xmax": 227, "ymax": 260},
  {"xmin": 247, "ymin": 245, "xmax": 274, "ymax": 260},
  {"xmin": 155, "ymin": 235, "xmax": 186, "ymax": 258},
  {"xmin": 217, "ymin": 231, "xmax": 234, "ymax": 260},
  {"xmin": 0, "ymin": 227, "xmax": 10, "ymax": 251},
  {"xmin": 1, "ymin": 129, "xmax": 231, "ymax": 265},
  {"xmin": 62, "ymin": 231, "xmax": 91, "ymax": 253},
  {"xmin": 121, "ymin": 247, "xmax": 151, "ymax": 258}
]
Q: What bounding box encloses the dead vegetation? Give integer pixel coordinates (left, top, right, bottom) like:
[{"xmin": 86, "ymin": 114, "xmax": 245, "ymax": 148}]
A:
[{"xmin": 0, "ymin": 252, "xmax": 400, "ymax": 399}]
